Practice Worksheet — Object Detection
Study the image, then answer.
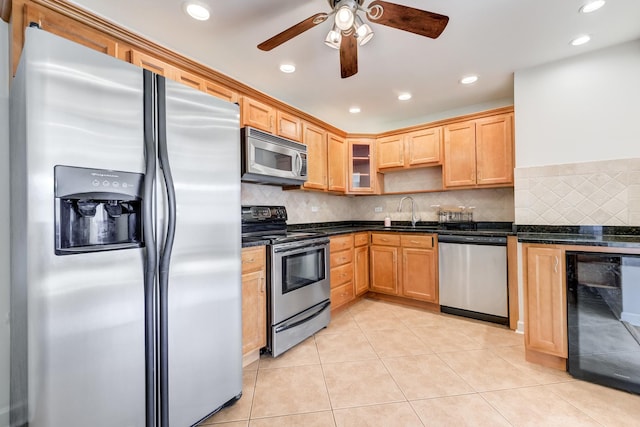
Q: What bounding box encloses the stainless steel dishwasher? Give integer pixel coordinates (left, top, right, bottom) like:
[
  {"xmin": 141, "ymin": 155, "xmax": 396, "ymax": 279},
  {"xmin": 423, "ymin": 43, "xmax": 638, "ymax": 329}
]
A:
[{"xmin": 438, "ymin": 234, "xmax": 508, "ymax": 325}]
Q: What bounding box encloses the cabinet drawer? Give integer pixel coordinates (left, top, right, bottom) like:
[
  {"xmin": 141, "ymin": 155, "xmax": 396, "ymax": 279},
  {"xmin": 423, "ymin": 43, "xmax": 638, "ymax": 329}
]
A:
[
  {"xmin": 330, "ymin": 249, "xmax": 353, "ymax": 267},
  {"xmin": 331, "ymin": 282, "xmax": 355, "ymax": 309},
  {"xmin": 401, "ymin": 234, "xmax": 434, "ymax": 248},
  {"xmin": 241, "ymin": 246, "xmax": 266, "ymax": 273},
  {"xmin": 354, "ymin": 232, "xmax": 369, "ymax": 247},
  {"xmin": 330, "ymin": 234, "xmax": 354, "ymax": 252},
  {"xmin": 330, "ymin": 263, "xmax": 353, "ymax": 288},
  {"xmin": 371, "ymin": 233, "xmax": 401, "ymax": 246}
]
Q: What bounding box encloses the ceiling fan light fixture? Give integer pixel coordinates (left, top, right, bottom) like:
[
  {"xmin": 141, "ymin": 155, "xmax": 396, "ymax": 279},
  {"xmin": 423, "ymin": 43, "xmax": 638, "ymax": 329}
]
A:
[
  {"xmin": 354, "ymin": 16, "xmax": 374, "ymax": 46},
  {"xmin": 580, "ymin": 0, "xmax": 606, "ymax": 13},
  {"xmin": 334, "ymin": 1, "xmax": 356, "ymax": 31},
  {"xmin": 324, "ymin": 26, "xmax": 342, "ymax": 49},
  {"xmin": 183, "ymin": 1, "xmax": 210, "ymax": 21}
]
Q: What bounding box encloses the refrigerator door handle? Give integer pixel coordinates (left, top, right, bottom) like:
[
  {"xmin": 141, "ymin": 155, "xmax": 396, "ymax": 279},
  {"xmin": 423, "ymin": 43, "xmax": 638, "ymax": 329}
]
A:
[
  {"xmin": 156, "ymin": 74, "xmax": 177, "ymax": 427},
  {"xmin": 142, "ymin": 69, "xmax": 158, "ymax": 427}
]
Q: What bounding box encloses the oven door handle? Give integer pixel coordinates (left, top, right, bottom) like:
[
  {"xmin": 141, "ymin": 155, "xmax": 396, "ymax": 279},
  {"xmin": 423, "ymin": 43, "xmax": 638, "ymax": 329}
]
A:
[
  {"xmin": 274, "ymin": 301, "xmax": 331, "ymax": 333},
  {"xmin": 273, "ymin": 240, "xmax": 329, "ymax": 254}
]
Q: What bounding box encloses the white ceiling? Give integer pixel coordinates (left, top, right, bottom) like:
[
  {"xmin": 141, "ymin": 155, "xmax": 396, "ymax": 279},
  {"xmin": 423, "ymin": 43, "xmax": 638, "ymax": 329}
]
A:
[{"xmin": 69, "ymin": 0, "xmax": 640, "ymax": 133}]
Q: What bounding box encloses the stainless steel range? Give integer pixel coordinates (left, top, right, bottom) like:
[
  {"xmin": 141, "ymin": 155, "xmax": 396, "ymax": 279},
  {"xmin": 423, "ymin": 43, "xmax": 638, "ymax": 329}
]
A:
[{"xmin": 241, "ymin": 206, "xmax": 330, "ymax": 357}]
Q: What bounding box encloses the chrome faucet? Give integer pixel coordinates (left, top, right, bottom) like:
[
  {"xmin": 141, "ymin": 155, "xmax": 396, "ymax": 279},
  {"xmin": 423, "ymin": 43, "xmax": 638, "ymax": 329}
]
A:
[{"xmin": 397, "ymin": 196, "xmax": 420, "ymax": 227}]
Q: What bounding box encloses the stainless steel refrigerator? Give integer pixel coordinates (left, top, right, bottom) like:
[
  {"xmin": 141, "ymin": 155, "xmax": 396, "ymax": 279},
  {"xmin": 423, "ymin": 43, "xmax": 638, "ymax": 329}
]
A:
[{"xmin": 10, "ymin": 28, "xmax": 242, "ymax": 427}]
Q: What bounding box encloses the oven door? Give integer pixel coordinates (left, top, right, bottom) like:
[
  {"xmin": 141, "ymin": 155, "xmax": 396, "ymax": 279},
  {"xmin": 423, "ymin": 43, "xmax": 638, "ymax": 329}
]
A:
[{"xmin": 270, "ymin": 239, "xmax": 330, "ymax": 325}]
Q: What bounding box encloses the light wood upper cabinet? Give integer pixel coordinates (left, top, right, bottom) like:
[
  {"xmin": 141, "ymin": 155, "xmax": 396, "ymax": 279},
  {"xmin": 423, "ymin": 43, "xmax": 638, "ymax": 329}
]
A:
[
  {"xmin": 130, "ymin": 49, "xmax": 176, "ymax": 79},
  {"xmin": 204, "ymin": 80, "xmax": 238, "ymax": 103},
  {"xmin": 348, "ymin": 138, "xmax": 376, "ymax": 194},
  {"xmin": 523, "ymin": 245, "xmax": 567, "ymax": 358},
  {"xmin": 276, "ymin": 111, "xmax": 302, "ymax": 142},
  {"xmin": 377, "ymin": 134, "xmax": 405, "ymax": 169},
  {"xmin": 443, "ymin": 113, "xmax": 514, "ymax": 189},
  {"xmin": 443, "ymin": 120, "xmax": 477, "ymax": 187},
  {"xmin": 327, "ymin": 133, "xmax": 347, "ymax": 192},
  {"xmin": 241, "ymin": 246, "xmax": 267, "ymax": 360},
  {"xmin": 406, "ymin": 127, "xmax": 442, "ymax": 166},
  {"xmin": 175, "ymin": 69, "xmax": 205, "ymax": 90},
  {"xmin": 475, "ymin": 114, "xmax": 514, "ymax": 186},
  {"xmin": 24, "ymin": 3, "xmax": 117, "ymax": 59},
  {"xmin": 240, "ymin": 96, "xmax": 274, "ymax": 133},
  {"xmin": 302, "ymin": 122, "xmax": 328, "ymax": 191}
]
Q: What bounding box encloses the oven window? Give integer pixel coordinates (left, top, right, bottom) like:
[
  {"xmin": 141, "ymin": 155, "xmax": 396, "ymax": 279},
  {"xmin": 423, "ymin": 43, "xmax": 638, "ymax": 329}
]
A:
[
  {"xmin": 255, "ymin": 147, "xmax": 293, "ymax": 172},
  {"xmin": 281, "ymin": 247, "xmax": 326, "ymax": 294}
]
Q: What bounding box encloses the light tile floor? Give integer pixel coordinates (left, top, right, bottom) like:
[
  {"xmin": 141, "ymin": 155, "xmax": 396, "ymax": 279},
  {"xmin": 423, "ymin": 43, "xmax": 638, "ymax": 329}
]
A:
[{"xmin": 201, "ymin": 298, "xmax": 640, "ymax": 426}]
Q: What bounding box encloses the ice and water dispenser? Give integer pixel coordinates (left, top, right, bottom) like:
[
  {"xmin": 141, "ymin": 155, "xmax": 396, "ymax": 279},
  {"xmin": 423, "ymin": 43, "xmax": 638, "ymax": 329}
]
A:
[{"xmin": 54, "ymin": 165, "xmax": 144, "ymax": 255}]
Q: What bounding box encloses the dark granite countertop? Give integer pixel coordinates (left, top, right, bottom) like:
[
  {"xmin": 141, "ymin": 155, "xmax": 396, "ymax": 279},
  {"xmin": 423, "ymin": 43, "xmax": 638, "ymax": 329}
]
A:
[
  {"xmin": 241, "ymin": 238, "xmax": 270, "ymax": 248},
  {"xmin": 288, "ymin": 221, "xmax": 515, "ymax": 238},
  {"xmin": 516, "ymin": 225, "xmax": 640, "ymax": 249}
]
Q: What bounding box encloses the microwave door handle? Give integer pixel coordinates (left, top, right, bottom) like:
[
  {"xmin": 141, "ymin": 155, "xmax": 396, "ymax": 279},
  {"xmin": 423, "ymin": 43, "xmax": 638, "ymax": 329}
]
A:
[{"xmin": 295, "ymin": 153, "xmax": 303, "ymax": 175}]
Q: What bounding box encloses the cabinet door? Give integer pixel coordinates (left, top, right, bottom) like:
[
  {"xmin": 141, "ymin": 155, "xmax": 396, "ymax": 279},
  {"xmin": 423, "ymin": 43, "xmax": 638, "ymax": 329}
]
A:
[
  {"xmin": 130, "ymin": 49, "xmax": 176, "ymax": 79},
  {"xmin": 302, "ymin": 123, "xmax": 328, "ymax": 190},
  {"xmin": 175, "ymin": 69, "xmax": 205, "ymax": 90},
  {"xmin": 475, "ymin": 114, "xmax": 514, "ymax": 186},
  {"xmin": 24, "ymin": 3, "xmax": 117, "ymax": 60},
  {"xmin": 407, "ymin": 127, "xmax": 442, "ymax": 166},
  {"xmin": 370, "ymin": 245, "xmax": 399, "ymax": 295},
  {"xmin": 327, "ymin": 133, "xmax": 347, "ymax": 192},
  {"xmin": 241, "ymin": 269, "xmax": 266, "ymax": 355},
  {"xmin": 348, "ymin": 138, "xmax": 375, "ymax": 193},
  {"xmin": 276, "ymin": 111, "xmax": 302, "ymax": 142},
  {"xmin": 240, "ymin": 97, "xmax": 274, "ymax": 133},
  {"xmin": 376, "ymin": 135, "xmax": 405, "ymax": 169},
  {"xmin": 524, "ymin": 246, "xmax": 567, "ymax": 358},
  {"xmin": 401, "ymin": 247, "xmax": 437, "ymax": 303},
  {"xmin": 204, "ymin": 80, "xmax": 238, "ymax": 103},
  {"xmin": 354, "ymin": 245, "xmax": 370, "ymax": 296},
  {"xmin": 443, "ymin": 121, "xmax": 476, "ymax": 188}
]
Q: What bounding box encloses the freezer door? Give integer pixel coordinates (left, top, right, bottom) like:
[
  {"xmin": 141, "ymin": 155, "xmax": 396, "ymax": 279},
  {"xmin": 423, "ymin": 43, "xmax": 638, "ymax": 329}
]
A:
[
  {"xmin": 161, "ymin": 78, "xmax": 242, "ymax": 426},
  {"xmin": 10, "ymin": 29, "xmax": 147, "ymax": 427}
]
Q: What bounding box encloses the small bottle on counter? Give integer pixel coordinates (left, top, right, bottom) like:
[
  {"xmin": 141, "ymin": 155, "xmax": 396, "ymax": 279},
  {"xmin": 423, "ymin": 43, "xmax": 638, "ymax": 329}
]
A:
[{"xmin": 384, "ymin": 216, "xmax": 391, "ymax": 227}]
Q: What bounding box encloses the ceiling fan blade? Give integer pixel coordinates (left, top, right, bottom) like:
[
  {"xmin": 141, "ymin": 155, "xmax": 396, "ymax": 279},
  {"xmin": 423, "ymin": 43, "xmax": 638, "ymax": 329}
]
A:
[
  {"xmin": 367, "ymin": 1, "xmax": 449, "ymax": 39},
  {"xmin": 340, "ymin": 32, "xmax": 358, "ymax": 78},
  {"xmin": 258, "ymin": 13, "xmax": 329, "ymax": 51}
]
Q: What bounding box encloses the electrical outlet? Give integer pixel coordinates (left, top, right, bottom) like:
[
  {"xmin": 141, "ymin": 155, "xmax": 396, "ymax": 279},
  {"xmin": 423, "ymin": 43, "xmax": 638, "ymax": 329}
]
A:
[
  {"xmin": 374, "ymin": 207, "xmax": 383, "ymax": 213},
  {"xmin": 311, "ymin": 206, "xmax": 319, "ymax": 212}
]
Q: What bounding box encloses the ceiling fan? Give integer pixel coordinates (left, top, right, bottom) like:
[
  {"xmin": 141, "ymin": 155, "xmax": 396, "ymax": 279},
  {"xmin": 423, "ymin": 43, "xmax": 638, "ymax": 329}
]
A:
[{"xmin": 257, "ymin": 0, "xmax": 449, "ymax": 79}]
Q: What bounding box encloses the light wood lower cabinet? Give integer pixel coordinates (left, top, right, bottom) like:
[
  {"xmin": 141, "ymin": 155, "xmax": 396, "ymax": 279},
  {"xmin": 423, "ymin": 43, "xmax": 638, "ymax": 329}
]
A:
[
  {"xmin": 369, "ymin": 233, "xmax": 401, "ymax": 295},
  {"xmin": 369, "ymin": 233, "xmax": 438, "ymax": 304},
  {"xmin": 400, "ymin": 235, "xmax": 438, "ymax": 303},
  {"xmin": 353, "ymin": 233, "xmax": 370, "ymax": 296},
  {"xmin": 241, "ymin": 246, "xmax": 266, "ymax": 364},
  {"xmin": 523, "ymin": 245, "xmax": 567, "ymax": 363},
  {"xmin": 330, "ymin": 234, "xmax": 355, "ymax": 310}
]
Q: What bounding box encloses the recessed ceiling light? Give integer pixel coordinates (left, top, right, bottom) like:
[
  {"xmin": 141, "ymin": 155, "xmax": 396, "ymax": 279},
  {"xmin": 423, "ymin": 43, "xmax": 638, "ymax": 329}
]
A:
[
  {"xmin": 183, "ymin": 1, "xmax": 210, "ymax": 21},
  {"xmin": 279, "ymin": 64, "xmax": 296, "ymax": 73},
  {"xmin": 460, "ymin": 75, "xmax": 478, "ymax": 85},
  {"xmin": 571, "ymin": 34, "xmax": 591, "ymax": 46},
  {"xmin": 580, "ymin": 0, "xmax": 606, "ymax": 13},
  {"xmin": 349, "ymin": 107, "xmax": 361, "ymax": 114},
  {"xmin": 398, "ymin": 93, "xmax": 412, "ymax": 101}
]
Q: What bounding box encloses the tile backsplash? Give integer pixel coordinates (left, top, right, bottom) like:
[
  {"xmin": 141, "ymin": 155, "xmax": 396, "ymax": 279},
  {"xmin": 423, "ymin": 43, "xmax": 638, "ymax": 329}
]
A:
[
  {"xmin": 242, "ymin": 183, "xmax": 515, "ymax": 224},
  {"xmin": 514, "ymin": 158, "xmax": 640, "ymax": 226}
]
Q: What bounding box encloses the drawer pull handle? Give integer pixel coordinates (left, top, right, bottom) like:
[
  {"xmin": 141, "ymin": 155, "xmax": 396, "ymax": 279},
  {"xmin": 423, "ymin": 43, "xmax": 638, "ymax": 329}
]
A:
[
  {"xmin": 554, "ymin": 256, "xmax": 559, "ymax": 273},
  {"xmin": 244, "ymin": 258, "xmax": 255, "ymax": 263},
  {"xmin": 410, "ymin": 240, "xmax": 420, "ymax": 244}
]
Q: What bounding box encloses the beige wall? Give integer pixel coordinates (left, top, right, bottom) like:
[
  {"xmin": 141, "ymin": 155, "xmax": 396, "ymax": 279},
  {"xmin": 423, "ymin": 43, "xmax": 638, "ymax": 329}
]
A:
[{"xmin": 514, "ymin": 39, "xmax": 640, "ymax": 226}]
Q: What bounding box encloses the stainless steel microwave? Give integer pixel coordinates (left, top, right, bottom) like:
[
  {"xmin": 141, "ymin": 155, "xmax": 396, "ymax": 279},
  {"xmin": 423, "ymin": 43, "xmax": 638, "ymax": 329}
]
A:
[{"xmin": 241, "ymin": 127, "xmax": 308, "ymax": 186}]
